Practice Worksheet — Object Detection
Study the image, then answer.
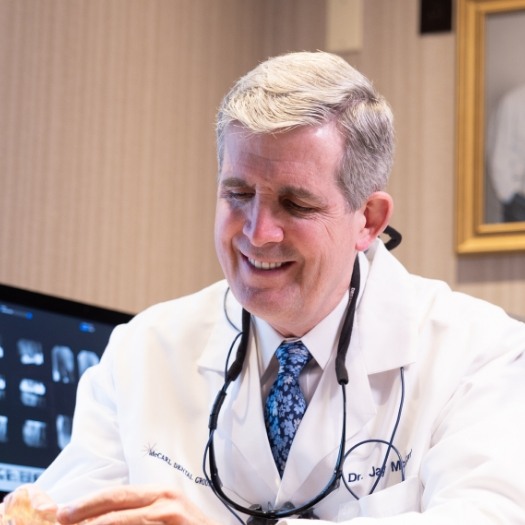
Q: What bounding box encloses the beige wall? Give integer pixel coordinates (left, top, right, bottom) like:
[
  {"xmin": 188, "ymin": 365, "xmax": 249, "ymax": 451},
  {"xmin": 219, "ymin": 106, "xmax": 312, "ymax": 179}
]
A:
[{"xmin": 1, "ymin": 0, "xmax": 524, "ymax": 317}]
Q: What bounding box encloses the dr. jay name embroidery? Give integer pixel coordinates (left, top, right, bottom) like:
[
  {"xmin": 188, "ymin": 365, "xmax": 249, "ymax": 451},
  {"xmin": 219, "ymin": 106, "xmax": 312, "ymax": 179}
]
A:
[{"xmin": 346, "ymin": 449, "xmax": 412, "ymax": 483}]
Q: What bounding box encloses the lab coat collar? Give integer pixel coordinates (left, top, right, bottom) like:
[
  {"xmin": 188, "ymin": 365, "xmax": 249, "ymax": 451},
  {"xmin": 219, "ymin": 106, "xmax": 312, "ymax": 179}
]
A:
[
  {"xmin": 357, "ymin": 240, "xmax": 418, "ymax": 374},
  {"xmin": 196, "ymin": 285, "xmax": 244, "ymax": 374}
]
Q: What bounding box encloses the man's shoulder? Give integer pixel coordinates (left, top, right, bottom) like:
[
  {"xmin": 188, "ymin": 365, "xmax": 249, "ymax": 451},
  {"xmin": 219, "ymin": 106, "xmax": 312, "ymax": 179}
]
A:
[
  {"xmin": 368, "ymin": 240, "xmax": 513, "ymax": 322},
  {"xmin": 124, "ymin": 279, "xmax": 232, "ymax": 333},
  {"xmin": 145, "ymin": 279, "xmax": 229, "ymax": 312},
  {"xmin": 366, "ymin": 240, "xmax": 524, "ymax": 342},
  {"xmin": 406, "ymin": 273, "xmax": 525, "ymax": 370},
  {"xmin": 409, "ymin": 272, "xmax": 508, "ymax": 325}
]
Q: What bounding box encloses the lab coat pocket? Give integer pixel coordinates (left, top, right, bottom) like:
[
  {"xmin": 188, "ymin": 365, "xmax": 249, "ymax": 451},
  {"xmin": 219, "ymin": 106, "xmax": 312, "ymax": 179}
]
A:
[{"xmin": 337, "ymin": 476, "xmax": 421, "ymax": 520}]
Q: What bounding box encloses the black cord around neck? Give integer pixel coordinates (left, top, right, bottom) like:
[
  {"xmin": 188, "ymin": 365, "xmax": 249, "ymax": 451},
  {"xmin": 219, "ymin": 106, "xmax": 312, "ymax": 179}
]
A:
[
  {"xmin": 335, "ymin": 257, "xmax": 360, "ymax": 385},
  {"xmin": 226, "ymin": 256, "xmax": 361, "ymax": 387},
  {"xmin": 225, "ymin": 308, "xmax": 252, "ymax": 382}
]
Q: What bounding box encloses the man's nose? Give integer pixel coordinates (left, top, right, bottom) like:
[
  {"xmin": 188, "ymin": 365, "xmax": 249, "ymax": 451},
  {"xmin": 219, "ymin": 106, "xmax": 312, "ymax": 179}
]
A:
[{"xmin": 242, "ymin": 202, "xmax": 284, "ymax": 246}]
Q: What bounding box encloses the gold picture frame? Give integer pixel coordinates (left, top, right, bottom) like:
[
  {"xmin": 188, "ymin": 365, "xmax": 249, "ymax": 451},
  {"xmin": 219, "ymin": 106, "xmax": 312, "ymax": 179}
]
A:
[{"xmin": 456, "ymin": 0, "xmax": 525, "ymax": 254}]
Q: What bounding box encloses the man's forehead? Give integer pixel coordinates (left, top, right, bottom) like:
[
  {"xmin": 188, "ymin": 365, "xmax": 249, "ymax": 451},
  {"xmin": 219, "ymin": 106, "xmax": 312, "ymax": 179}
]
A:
[
  {"xmin": 221, "ymin": 126, "xmax": 342, "ymax": 168},
  {"xmin": 228, "ymin": 120, "xmax": 343, "ymax": 148}
]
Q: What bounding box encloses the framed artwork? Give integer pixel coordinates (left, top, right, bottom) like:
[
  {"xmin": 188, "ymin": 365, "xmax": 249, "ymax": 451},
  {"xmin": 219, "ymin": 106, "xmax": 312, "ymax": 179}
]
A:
[{"xmin": 456, "ymin": 0, "xmax": 525, "ymax": 253}]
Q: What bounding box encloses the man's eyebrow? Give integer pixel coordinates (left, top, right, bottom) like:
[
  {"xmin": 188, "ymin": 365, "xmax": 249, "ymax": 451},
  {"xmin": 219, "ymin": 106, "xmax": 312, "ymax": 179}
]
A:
[
  {"xmin": 279, "ymin": 185, "xmax": 323, "ymax": 204},
  {"xmin": 219, "ymin": 177, "xmax": 251, "ymax": 188}
]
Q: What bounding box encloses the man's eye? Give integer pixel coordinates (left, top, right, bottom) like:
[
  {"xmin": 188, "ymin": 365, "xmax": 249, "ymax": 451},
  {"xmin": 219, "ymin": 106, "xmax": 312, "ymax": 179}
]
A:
[
  {"xmin": 224, "ymin": 191, "xmax": 252, "ymax": 199},
  {"xmin": 285, "ymin": 200, "xmax": 316, "ymax": 214}
]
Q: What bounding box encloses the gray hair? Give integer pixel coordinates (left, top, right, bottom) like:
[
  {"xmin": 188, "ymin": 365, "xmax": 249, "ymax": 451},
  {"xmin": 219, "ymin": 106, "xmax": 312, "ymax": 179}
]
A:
[{"xmin": 216, "ymin": 51, "xmax": 394, "ymax": 210}]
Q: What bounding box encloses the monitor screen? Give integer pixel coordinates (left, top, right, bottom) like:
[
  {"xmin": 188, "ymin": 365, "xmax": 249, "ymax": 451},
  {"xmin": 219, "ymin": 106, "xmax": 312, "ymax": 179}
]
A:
[{"xmin": 0, "ymin": 284, "xmax": 133, "ymax": 496}]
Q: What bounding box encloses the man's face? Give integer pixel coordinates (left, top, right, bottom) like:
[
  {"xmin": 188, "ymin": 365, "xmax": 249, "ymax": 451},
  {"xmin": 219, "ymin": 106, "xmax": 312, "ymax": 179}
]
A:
[{"xmin": 214, "ymin": 122, "xmax": 368, "ymax": 337}]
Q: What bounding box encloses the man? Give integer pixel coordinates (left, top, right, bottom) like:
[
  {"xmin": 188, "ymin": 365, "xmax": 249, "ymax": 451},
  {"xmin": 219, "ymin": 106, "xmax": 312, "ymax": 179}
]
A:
[
  {"xmin": 487, "ymin": 84, "xmax": 525, "ymax": 222},
  {"xmin": 3, "ymin": 51, "xmax": 525, "ymax": 524}
]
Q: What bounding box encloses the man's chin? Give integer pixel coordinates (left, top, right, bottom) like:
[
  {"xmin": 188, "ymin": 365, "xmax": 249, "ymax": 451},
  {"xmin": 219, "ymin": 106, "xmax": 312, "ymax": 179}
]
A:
[
  {"xmin": 236, "ymin": 287, "xmax": 295, "ymax": 318},
  {"xmin": 245, "ymin": 297, "xmax": 307, "ymax": 334}
]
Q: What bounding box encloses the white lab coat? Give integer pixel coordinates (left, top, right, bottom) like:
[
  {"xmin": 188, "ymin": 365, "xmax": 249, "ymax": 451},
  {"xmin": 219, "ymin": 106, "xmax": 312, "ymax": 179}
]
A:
[{"xmin": 36, "ymin": 240, "xmax": 525, "ymax": 524}]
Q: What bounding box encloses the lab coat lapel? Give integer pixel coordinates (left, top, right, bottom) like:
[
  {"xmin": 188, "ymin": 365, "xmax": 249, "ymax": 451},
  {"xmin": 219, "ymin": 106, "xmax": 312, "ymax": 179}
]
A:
[
  {"xmin": 275, "ymin": 325, "xmax": 376, "ymax": 505},
  {"xmin": 219, "ymin": 331, "xmax": 281, "ymax": 498},
  {"xmin": 197, "ymin": 291, "xmax": 280, "ymax": 504}
]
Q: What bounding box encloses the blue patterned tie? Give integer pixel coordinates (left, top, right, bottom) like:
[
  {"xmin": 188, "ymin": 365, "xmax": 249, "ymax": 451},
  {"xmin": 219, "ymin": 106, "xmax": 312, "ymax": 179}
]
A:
[{"xmin": 264, "ymin": 340, "xmax": 312, "ymax": 477}]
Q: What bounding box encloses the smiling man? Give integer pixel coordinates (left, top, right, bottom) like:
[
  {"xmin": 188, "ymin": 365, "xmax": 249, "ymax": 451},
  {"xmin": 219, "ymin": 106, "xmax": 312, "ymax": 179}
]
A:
[
  {"xmin": 215, "ymin": 122, "xmax": 391, "ymax": 337},
  {"xmin": 3, "ymin": 51, "xmax": 525, "ymax": 525}
]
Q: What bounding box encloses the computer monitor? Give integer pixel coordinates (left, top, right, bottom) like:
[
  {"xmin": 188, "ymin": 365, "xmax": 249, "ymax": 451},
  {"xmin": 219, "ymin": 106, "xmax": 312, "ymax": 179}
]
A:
[{"xmin": 0, "ymin": 283, "xmax": 133, "ymax": 497}]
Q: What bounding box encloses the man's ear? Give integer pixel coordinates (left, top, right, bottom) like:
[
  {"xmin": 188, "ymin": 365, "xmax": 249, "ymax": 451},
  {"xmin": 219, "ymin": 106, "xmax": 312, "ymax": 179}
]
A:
[{"xmin": 355, "ymin": 191, "xmax": 394, "ymax": 252}]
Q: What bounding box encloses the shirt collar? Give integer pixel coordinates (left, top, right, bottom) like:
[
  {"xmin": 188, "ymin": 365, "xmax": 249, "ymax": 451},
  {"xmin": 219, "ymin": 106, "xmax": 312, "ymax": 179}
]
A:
[{"xmin": 253, "ymin": 253, "xmax": 370, "ymax": 374}]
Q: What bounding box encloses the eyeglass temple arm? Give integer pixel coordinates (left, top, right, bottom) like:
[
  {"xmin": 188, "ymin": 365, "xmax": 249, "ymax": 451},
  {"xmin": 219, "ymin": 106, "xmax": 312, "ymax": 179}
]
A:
[{"xmin": 383, "ymin": 225, "xmax": 402, "ymax": 251}]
